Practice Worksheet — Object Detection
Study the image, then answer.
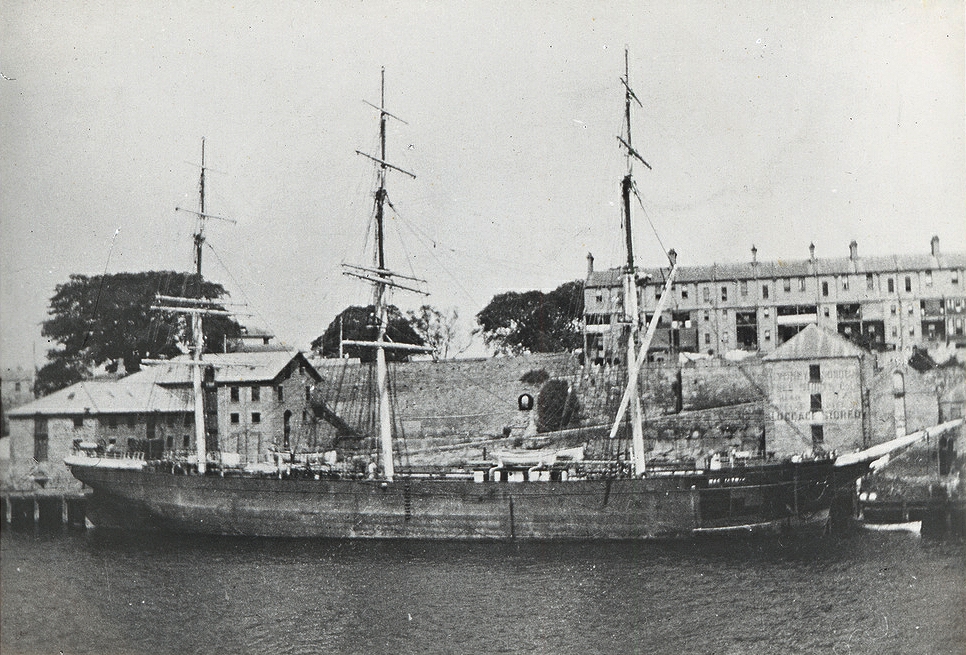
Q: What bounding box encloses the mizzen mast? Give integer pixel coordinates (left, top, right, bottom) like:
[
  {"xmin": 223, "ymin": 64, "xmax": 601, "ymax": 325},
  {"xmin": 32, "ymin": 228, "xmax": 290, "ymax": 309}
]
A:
[{"xmin": 609, "ymin": 49, "xmax": 679, "ymax": 477}]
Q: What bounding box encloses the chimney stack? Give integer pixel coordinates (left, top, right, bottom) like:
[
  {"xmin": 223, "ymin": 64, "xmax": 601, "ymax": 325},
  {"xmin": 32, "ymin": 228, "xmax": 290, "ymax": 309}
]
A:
[
  {"xmin": 751, "ymin": 244, "xmax": 758, "ymax": 265},
  {"xmin": 809, "ymin": 243, "xmax": 816, "ymax": 260},
  {"xmin": 586, "ymin": 252, "xmax": 595, "ymax": 278},
  {"xmin": 931, "ymin": 235, "xmax": 940, "ymax": 257},
  {"xmin": 849, "ymin": 240, "xmax": 858, "ymax": 260}
]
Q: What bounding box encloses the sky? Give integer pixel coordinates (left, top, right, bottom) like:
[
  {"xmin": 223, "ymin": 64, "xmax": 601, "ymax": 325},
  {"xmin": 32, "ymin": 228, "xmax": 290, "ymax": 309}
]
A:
[{"xmin": 2, "ymin": 1, "xmax": 964, "ymax": 369}]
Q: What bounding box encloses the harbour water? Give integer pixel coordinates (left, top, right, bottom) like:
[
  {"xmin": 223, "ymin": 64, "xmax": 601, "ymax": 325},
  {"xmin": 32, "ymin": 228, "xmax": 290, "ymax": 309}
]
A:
[{"xmin": 2, "ymin": 527, "xmax": 963, "ymax": 655}]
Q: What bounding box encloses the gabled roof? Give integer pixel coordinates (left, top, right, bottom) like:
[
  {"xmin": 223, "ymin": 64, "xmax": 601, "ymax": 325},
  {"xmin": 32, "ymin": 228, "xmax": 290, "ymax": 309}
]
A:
[
  {"xmin": 7, "ymin": 377, "xmax": 190, "ymax": 417},
  {"xmin": 8, "ymin": 351, "xmax": 321, "ymax": 418},
  {"xmin": 763, "ymin": 324, "xmax": 868, "ymax": 362},
  {"xmin": 129, "ymin": 350, "xmax": 321, "ymax": 386},
  {"xmin": 586, "ymin": 269, "xmax": 623, "ymax": 288}
]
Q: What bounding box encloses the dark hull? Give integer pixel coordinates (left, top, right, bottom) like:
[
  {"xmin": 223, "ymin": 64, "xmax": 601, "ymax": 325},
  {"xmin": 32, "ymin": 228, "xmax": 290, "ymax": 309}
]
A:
[{"xmin": 67, "ymin": 459, "xmax": 868, "ymax": 539}]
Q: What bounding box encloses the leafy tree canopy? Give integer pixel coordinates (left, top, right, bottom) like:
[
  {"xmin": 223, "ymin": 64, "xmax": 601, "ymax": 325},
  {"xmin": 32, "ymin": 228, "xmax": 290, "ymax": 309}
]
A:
[
  {"xmin": 406, "ymin": 305, "xmax": 459, "ymax": 360},
  {"xmin": 312, "ymin": 305, "xmax": 424, "ymax": 363},
  {"xmin": 36, "ymin": 271, "xmax": 240, "ymax": 395},
  {"xmin": 475, "ymin": 280, "xmax": 584, "ymax": 355}
]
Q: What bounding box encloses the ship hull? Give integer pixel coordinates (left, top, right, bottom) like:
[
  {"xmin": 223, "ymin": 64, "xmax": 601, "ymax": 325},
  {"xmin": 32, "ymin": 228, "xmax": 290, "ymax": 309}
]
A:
[{"xmin": 67, "ymin": 459, "xmax": 867, "ymax": 539}]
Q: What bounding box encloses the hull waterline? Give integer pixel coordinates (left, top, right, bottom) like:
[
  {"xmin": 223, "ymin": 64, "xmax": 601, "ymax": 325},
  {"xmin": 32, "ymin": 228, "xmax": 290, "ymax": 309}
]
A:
[{"xmin": 66, "ymin": 459, "xmax": 866, "ymax": 539}]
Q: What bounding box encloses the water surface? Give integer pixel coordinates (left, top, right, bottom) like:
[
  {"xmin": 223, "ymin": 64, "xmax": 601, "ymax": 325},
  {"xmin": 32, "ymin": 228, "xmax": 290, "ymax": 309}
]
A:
[{"xmin": 2, "ymin": 528, "xmax": 963, "ymax": 654}]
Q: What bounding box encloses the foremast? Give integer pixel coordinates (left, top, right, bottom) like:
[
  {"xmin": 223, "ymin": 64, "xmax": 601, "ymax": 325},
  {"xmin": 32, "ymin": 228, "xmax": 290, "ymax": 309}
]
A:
[
  {"xmin": 343, "ymin": 69, "xmax": 431, "ymax": 481},
  {"xmin": 609, "ymin": 49, "xmax": 678, "ymax": 476},
  {"xmin": 153, "ymin": 138, "xmax": 235, "ymax": 474}
]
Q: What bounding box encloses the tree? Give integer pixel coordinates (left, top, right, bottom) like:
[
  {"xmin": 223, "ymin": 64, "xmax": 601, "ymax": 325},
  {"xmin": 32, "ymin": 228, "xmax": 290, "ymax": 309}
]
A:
[
  {"xmin": 37, "ymin": 271, "xmax": 240, "ymax": 394},
  {"xmin": 475, "ymin": 280, "xmax": 584, "ymax": 355},
  {"xmin": 312, "ymin": 305, "xmax": 424, "ymax": 362},
  {"xmin": 406, "ymin": 305, "xmax": 459, "ymax": 360},
  {"xmin": 536, "ymin": 378, "xmax": 581, "ymax": 432}
]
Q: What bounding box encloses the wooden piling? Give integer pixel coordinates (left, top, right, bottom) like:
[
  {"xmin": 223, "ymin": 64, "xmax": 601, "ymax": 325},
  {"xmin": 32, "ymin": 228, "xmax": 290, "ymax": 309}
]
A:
[{"xmin": 1, "ymin": 491, "xmax": 89, "ymax": 531}]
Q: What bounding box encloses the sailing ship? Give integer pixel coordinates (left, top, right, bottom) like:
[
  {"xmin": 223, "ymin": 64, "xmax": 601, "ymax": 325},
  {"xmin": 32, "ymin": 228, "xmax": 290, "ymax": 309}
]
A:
[{"xmin": 65, "ymin": 59, "xmax": 959, "ymax": 539}]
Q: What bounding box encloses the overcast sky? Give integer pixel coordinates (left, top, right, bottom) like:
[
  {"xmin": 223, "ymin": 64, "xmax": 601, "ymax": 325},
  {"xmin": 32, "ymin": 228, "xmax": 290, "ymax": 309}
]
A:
[{"xmin": 2, "ymin": 1, "xmax": 964, "ymax": 369}]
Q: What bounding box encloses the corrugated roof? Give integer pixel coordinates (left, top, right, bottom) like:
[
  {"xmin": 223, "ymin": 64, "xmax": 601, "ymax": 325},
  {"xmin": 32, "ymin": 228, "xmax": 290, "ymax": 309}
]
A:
[
  {"xmin": 8, "ymin": 351, "xmax": 319, "ymax": 417},
  {"xmin": 129, "ymin": 350, "xmax": 320, "ymax": 386},
  {"xmin": 763, "ymin": 324, "xmax": 868, "ymax": 361},
  {"xmin": 8, "ymin": 377, "xmax": 190, "ymax": 417}
]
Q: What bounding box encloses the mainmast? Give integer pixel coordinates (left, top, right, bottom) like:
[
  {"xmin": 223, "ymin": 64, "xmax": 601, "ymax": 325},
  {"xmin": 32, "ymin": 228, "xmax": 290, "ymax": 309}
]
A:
[{"xmin": 345, "ymin": 69, "xmax": 430, "ymax": 482}]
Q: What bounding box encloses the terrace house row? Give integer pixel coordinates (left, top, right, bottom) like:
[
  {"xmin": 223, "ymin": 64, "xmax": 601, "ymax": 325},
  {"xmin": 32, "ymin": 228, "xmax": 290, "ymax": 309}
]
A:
[{"xmin": 584, "ymin": 236, "xmax": 966, "ymax": 364}]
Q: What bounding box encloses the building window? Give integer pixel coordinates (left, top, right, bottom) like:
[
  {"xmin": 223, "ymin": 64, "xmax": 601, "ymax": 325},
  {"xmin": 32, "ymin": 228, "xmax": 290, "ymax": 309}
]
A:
[
  {"xmin": 73, "ymin": 416, "xmax": 84, "ymax": 428},
  {"xmin": 703, "ymin": 311, "xmax": 710, "ymax": 322},
  {"xmin": 890, "ymin": 304, "xmax": 897, "ymax": 315},
  {"xmin": 764, "ymin": 329, "xmax": 771, "ymax": 341},
  {"xmin": 762, "ymin": 285, "xmax": 769, "ymax": 299},
  {"xmin": 681, "ymin": 286, "xmax": 689, "ymax": 300},
  {"xmin": 956, "ymin": 318, "xmax": 964, "ymax": 336},
  {"xmin": 34, "ymin": 417, "xmax": 48, "ymax": 462},
  {"xmin": 14, "ymin": 382, "xmax": 21, "ymax": 392},
  {"xmin": 822, "ymin": 281, "xmax": 829, "ymax": 297},
  {"xmin": 799, "ymin": 277, "xmax": 806, "ymax": 291},
  {"xmin": 823, "ymin": 307, "xmax": 830, "ymax": 317},
  {"xmin": 887, "ymin": 278, "xmax": 894, "ymax": 293},
  {"xmin": 905, "ymin": 276, "xmax": 912, "ymax": 292},
  {"xmin": 251, "ymin": 386, "xmax": 260, "ymax": 402},
  {"xmin": 276, "ymin": 386, "xmax": 284, "ymax": 402},
  {"xmin": 810, "ymin": 393, "xmax": 823, "ymax": 412},
  {"xmin": 925, "ymin": 270, "xmax": 932, "ymax": 286},
  {"xmin": 251, "ymin": 412, "xmax": 261, "ymax": 424},
  {"xmin": 866, "ymin": 273, "xmax": 874, "ymax": 290},
  {"xmin": 740, "ymin": 280, "xmax": 748, "ymax": 296},
  {"xmin": 891, "ymin": 326, "xmax": 898, "ymax": 337},
  {"xmin": 783, "ymin": 278, "xmax": 791, "ymax": 293},
  {"xmin": 764, "ymin": 308, "xmax": 770, "ymax": 318},
  {"xmin": 230, "ymin": 386, "xmax": 240, "ymax": 402},
  {"xmin": 953, "ymin": 270, "xmax": 960, "ymax": 285},
  {"xmin": 305, "ymin": 387, "xmax": 311, "ymax": 403},
  {"xmin": 809, "ymin": 364, "xmax": 821, "ymax": 382},
  {"xmin": 811, "ymin": 425, "xmax": 824, "ymax": 446},
  {"xmin": 703, "ymin": 287, "xmax": 711, "ymax": 303},
  {"xmin": 704, "ymin": 333, "xmax": 711, "ymax": 344},
  {"xmin": 842, "ymin": 277, "xmax": 849, "ymax": 291},
  {"xmin": 230, "ymin": 413, "xmax": 240, "ymax": 424},
  {"xmin": 595, "ymin": 291, "xmax": 603, "ymax": 303}
]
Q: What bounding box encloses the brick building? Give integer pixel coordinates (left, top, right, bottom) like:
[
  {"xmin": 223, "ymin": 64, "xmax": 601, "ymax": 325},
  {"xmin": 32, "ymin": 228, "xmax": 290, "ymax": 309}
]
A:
[
  {"xmin": 4, "ymin": 350, "xmax": 322, "ymax": 491},
  {"xmin": 762, "ymin": 323, "xmax": 949, "ymax": 457},
  {"xmin": 585, "ymin": 236, "xmax": 966, "ymax": 363},
  {"xmin": 2, "ymin": 365, "xmax": 35, "ymax": 437}
]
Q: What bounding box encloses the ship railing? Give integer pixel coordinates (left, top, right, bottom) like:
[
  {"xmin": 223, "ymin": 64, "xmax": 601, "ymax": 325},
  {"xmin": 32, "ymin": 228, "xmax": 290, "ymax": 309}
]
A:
[{"xmin": 70, "ymin": 442, "xmax": 147, "ymax": 461}]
